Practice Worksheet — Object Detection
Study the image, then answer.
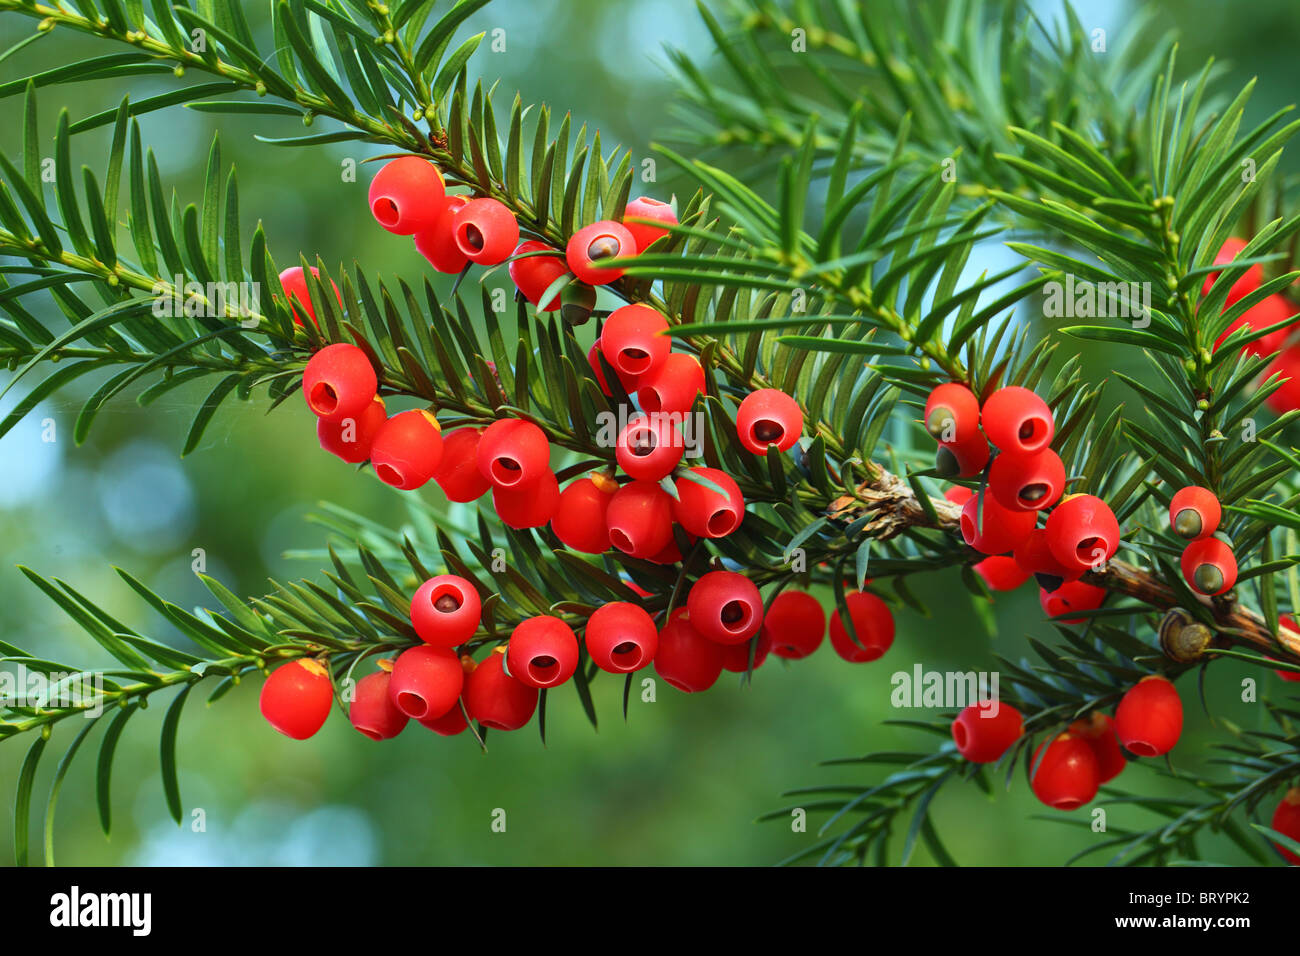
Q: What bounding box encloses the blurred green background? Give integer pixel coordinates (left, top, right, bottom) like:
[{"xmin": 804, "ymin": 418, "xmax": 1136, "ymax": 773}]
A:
[{"xmin": 1, "ymin": 0, "xmax": 1297, "ymax": 866}]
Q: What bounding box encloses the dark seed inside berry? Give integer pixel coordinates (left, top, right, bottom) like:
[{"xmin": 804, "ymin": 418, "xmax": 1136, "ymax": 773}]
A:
[
  {"xmin": 465, "ymin": 225, "xmax": 485, "ymax": 250},
  {"xmin": 587, "ymin": 236, "xmax": 621, "ymax": 260},
  {"xmin": 497, "ymin": 458, "xmax": 521, "ymax": 472},
  {"xmin": 934, "ymin": 446, "xmax": 959, "ymax": 478},
  {"xmin": 925, "ymin": 407, "xmax": 955, "ymax": 439},
  {"xmin": 613, "ymin": 642, "xmax": 637, "ymax": 655},
  {"xmin": 624, "ymin": 348, "xmax": 648, "ymax": 360},
  {"xmin": 753, "ymin": 420, "xmax": 783, "ymax": 443},
  {"xmin": 434, "ymin": 594, "xmax": 461, "ymax": 613},
  {"xmin": 720, "ymin": 601, "xmax": 746, "ymax": 625},
  {"xmin": 630, "ymin": 432, "xmax": 657, "ymax": 456},
  {"xmin": 1193, "ymin": 564, "xmax": 1224, "ymax": 594},
  {"xmin": 1019, "ymin": 482, "xmax": 1049, "ymax": 503},
  {"xmin": 1173, "ymin": 508, "xmax": 1202, "ymax": 538},
  {"xmin": 1018, "ymin": 420, "xmax": 1036, "ymax": 441},
  {"xmin": 1076, "ymin": 536, "xmax": 1102, "ymax": 562},
  {"xmin": 533, "ymin": 655, "xmax": 557, "ymax": 669},
  {"xmin": 1034, "ymin": 572, "xmax": 1064, "ymax": 592}
]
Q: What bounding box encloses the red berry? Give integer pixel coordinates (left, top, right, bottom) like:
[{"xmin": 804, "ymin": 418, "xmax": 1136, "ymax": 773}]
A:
[
  {"xmin": 507, "ymin": 615, "xmax": 580, "ymax": 688},
  {"xmin": 1201, "ymin": 237, "xmax": 1263, "ymax": 304},
  {"xmin": 278, "ymin": 265, "xmax": 342, "ymax": 327},
  {"xmin": 1169, "ymin": 485, "xmax": 1221, "ymax": 539},
  {"xmin": 585, "ymin": 602, "xmax": 658, "ymax": 673},
  {"xmin": 637, "ymin": 352, "xmax": 706, "ymax": 416},
  {"xmin": 388, "ymin": 645, "xmax": 464, "ymax": 720},
  {"xmin": 601, "ymin": 304, "xmax": 670, "ymax": 380},
  {"xmin": 975, "ymin": 555, "xmax": 1030, "ymax": 591},
  {"xmin": 259, "ymin": 659, "xmax": 333, "ymax": 740},
  {"xmin": 370, "ymin": 410, "xmax": 444, "ymax": 490},
  {"xmin": 616, "ymin": 413, "xmax": 685, "ymax": 481},
  {"xmin": 368, "ymin": 156, "xmax": 445, "ymax": 235},
  {"xmin": 673, "ymin": 466, "xmax": 745, "ymax": 538},
  {"xmin": 1044, "ymin": 494, "xmax": 1121, "ymax": 572},
  {"xmin": 988, "ymin": 449, "xmax": 1065, "ymax": 512},
  {"xmin": 419, "ymin": 699, "xmax": 469, "ymax": 736},
  {"xmin": 736, "ymin": 388, "xmax": 803, "ymax": 455},
  {"xmin": 492, "ymin": 468, "xmax": 561, "ymax": 529},
  {"xmin": 508, "ymin": 240, "xmax": 567, "ymax": 311},
  {"xmin": 410, "ymin": 574, "xmax": 481, "ymax": 648},
  {"xmin": 924, "ymin": 382, "xmax": 981, "ymax": 444},
  {"xmin": 721, "ymin": 630, "xmax": 772, "ymax": 673},
  {"xmin": 654, "ymin": 608, "xmax": 724, "ymax": 692},
  {"xmin": 622, "ymin": 196, "xmax": 677, "ymax": 252},
  {"xmin": 566, "ymin": 220, "xmax": 637, "ymax": 285},
  {"xmin": 1180, "ymin": 536, "xmax": 1237, "ymax": 596},
  {"xmin": 1114, "ymin": 676, "xmax": 1183, "ymax": 757},
  {"xmin": 1031, "ymin": 732, "xmax": 1099, "ymax": 810},
  {"xmin": 1013, "ymin": 527, "xmax": 1082, "ymax": 587},
  {"xmin": 606, "ymin": 480, "xmax": 674, "ymax": 558},
  {"xmin": 764, "ymin": 589, "xmax": 825, "ymax": 660},
  {"xmin": 944, "ymin": 485, "xmax": 974, "ymax": 507},
  {"xmin": 960, "ymin": 491, "xmax": 1037, "ymax": 555},
  {"xmin": 1277, "ymin": 615, "xmax": 1300, "ymax": 682},
  {"xmin": 433, "ymin": 427, "xmax": 492, "ymax": 502},
  {"xmin": 451, "ymin": 197, "xmax": 519, "ymax": 265},
  {"xmin": 302, "ymin": 343, "xmax": 378, "ymax": 422},
  {"xmin": 647, "ymin": 533, "xmax": 693, "ymax": 565},
  {"xmin": 981, "ymin": 386, "xmax": 1054, "ymax": 456},
  {"xmin": 1214, "ymin": 293, "xmax": 1292, "ymax": 357},
  {"xmin": 551, "ymin": 475, "xmax": 617, "ymax": 554},
  {"xmin": 935, "ymin": 431, "xmax": 992, "ymax": 478},
  {"xmin": 1263, "ymin": 346, "xmax": 1300, "ymax": 414},
  {"xmin": 828, "ymin": 591, "xmax": 895, "ymax": 662},
  {"xmin": 414, "ymin": 195, "xmax": 470, "ymax": 273},
  {"xmin": 1039, "ymin": 580, "xmax": 1106, "ymax": 624},
  {"xmin": 951, "ymin": 700, "xmax": 1023, "ymax": 763},
  {"xmin": 463, "ymin": 650, "xmax": 537, "ymax": 730},
  {"xmin": 349, "ymin": 671, "xmax": 409, "ymax": 740},
  {"xmin": 687, "ymin": 570, "xmax": 763, "ymax": 645},
  {"xmin": 1068, "ymin": 712, "xmax": 1126, "ymax": 783},
  {"xmin": 317, "ymin": 395, "xmax": 387, "ymax": 463},
  {"xmin": 1271, "ymin": 788, "xmax": 1300, "ymax": 865},
  {"xmin": 587, "ymin": 340, "xmax": 638, "ymax": 396},
  {"xmin": 477, "ymin": 418, "xmax": 551, "ymax": 489}
]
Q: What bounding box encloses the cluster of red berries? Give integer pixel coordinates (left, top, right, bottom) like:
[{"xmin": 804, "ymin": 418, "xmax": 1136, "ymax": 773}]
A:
[
  {"xmin": 950, "ymin": 675, "xmax": 1183, "ymax": 810},
  {"xmin": 927, "ymin": 381, "xmax": 1118, "ymax": 622},
  {"xmin": 1168, "ymin": 485, "xmax": 1239, "ymax": 596},
  {"xmin": 1205, "ymin": 238, "xmax": 1300, "ymax": 414}
]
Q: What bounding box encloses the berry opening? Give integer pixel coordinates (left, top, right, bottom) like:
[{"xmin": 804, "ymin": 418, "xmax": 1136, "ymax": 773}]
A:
[
  {"xmin": 618, "ymin": 347, "xmax": 652, "ymax": 374},
  {"xmin": 628, "ymin": 429, "xmax": 657, "ymax": 456},
  {"xmin": 1076, "ymin": 536, "xmax": 1103, "ymax": 563},
  {"xmin": 372, "ymin": 197, "xmax": 400, "ymax": 227},
  {"xmin": 935, "ymin": 446, "xmax": 960, "ymax": 478},
  {"xmin": 611, "ymin": 641, "xmax": 644, "ymax": 668},
  {"xmin": 433, "ymin": 591, "xmax": 462, "ymax": 613},
  {"xmin": 309, "ymin": 382, "xmax": 338, "ymax": 415},
  {"xmin": 528, "ymin": 655, "xmax": 560, "ymax": 683},
  {"xmin": 375, "ymin": 463, "xmax": 404, "ymax": 486},
  {"xmin": 750, "ymin": 420, "xmax": 784, "ymax": 446},
  {"xmin": 1126, "ymin": 740, "xmax": 1159, "ymax": 758},
  {"xmin": 1051, "ymin": 797, "xmax": 1084, "ymax": 811},
  {"xmin": 925, "ymin": 407, "xmax": 955, "ymax": 439},
  {"xmin": 959, "ymin": 512, "xmax": 976, "ymax": 542},
  {"xmin": 587, "ymin": 235, "xmax": 621, "ymax": 260},
  {"xmin": 396, "ymin": 691, "xmax": 428, "ymax": 718},
  {"xmin": 609, "ymin": 529, "xmax": 635, "ymax": 552},
  {"xmin": 464, "ymin": 224, "xmax": 485, "ymax": 251},
  {"xmin": 491, "ymin": 457, "xmax": 523, "ymax": 484},
  {"xmin": 707, "ymin": 509, "xmax": 738, "ymax": 536},
  {"xmin": 1019, "ymin": 482, "xmax": 1050, "ymax": 505},
  {"xmin": 356, "ymin": 727, "xmax": 383, "ymax": 741},
  {"xmin": 1173, "ymin": 508, "xmax": 1203, "ymax": 538},
  {"xmin": 720, "ymin": 600, "xmax": 751, "ymax": 631},
  {"xmin": 640, "ymin": 388, "xmax": 663, "ymax": 413},
  {"xmin": 1016, "ymin": 416, "xmax": 1049, "ymax": 447},
  {"xmin": 952, "ymin": 721, "xmax": 968, "ymax": 749},
  {"xmin": 1193, "ymin": 563, "xmax": 1224, "ymax": 594}
]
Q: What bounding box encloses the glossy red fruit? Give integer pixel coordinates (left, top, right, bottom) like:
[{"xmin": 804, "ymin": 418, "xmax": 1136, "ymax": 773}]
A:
[
  {"xmin": 433, "ymin": 428, "xmax": 492, "ymax": 502},
  {"xmin": 654, "ymin": 608, "xmax": 724, "ymax": 692},
  {"xmin": 944, "ymin": 486, "xmax": 974, "ymax": 507},
  {"xmin": 935, "ymin": 432, "xmax": 992, "ymax": 478},
  {"xmin": 951, "ymin": 701, "xmax": 1023, "ymax": 763},
  {"xmin": 411, "ymin": 574, "xmax": 481, "ymax": 648},
  {"xmin": 616, "ymin": 413, "xmax": 686, "ymax": 481},
  {"xmin": 317, "ymin": 395, "xmax": 387, "ymax": 463},
  {"xmin": 349, "ymin": 671, "xmax": 409, "ymax": 740},
  {"xmin": 1031, "ymin": 733, "xmax": 1099, "ymax": 810},
  {"xmin": 370, "ymin": 410, "xmax": 444, "ymax": 490},
  {"xmin": 1039, "ymin": 580, "xmax": 1106, "ymax": 624},
  {"xmin": 924, "ymin": 382, "xmax": 981, "ymax": 444},
  {"xmin": 1114, "ymin": 676, "xmax": 1183, "ymax": 757},
  {"xmin": 1277, "ymin": 615, "xmax": 1300, "ymax": 682},
  {"xmin": 1045, "ymin": 494, "xmax": 1121, "ymax": 572},
  {"xmin": 1214, "ymin": 293, "xmax": 1292, "ymax": 357},
  {"xmin": 687, "ymin": 570, "xmax": 763, "ymax": 645},
  {"xmin": 988, "ymin": 449, "xmax": 1066, "ymax": 512},
  {"xmin": 551, "ymin": 475, "xmax": 617, "ymax": 554},
  {"xmin": 464, "ymin": 650, "xmax": 537, "ymax": 730},
  {"xmin": 302, "ymin": 343, "xmax": 378, "ymax": 422},
  {"xmin": 763, "ymin": 590, "xmax": 825, "ymax": 660},
  {"xmin": 1069, "ymin": 712, "xmax": 1126, "ymax": 783},
  {"xmin": 1169, "ymin": 485, "xmax": 1221, "ymax": 539},
  {"xmin": 1201, "ymin": 237, "xmax": 1263, "ymax": 305},
  {"xmin": 587, "ymin": 341, "xmax": 635, "ymax": 397},
  {"xmin": 1263, "ymin": 346, "xmax": 1300, "ymax": 414},
  {"xmin": 721, "ymin": 629, "xmax": 772, "ymax": 673},
  {"xmin": 566, "ymin": 220, "xmax": 637, "ymax": 285},
  {"xmin": 622, "ymin": 196, "xmax": 677, "ymax": 252},
  {"xmin": 637, "ymin": 352, "xmax": 706, "ymax": 416},
  {"xmin": 388, "ymin": 645, "xmax": 463, "ymax": 720},
  {"xmin": 601, "ymin": 304, "xmax": 670, "ymax": 380},
  {"xmin": 414, "ymin": 195, "xmax": 470, "ymax": 273},
  {"xmin": 492, "ymin": 469, "xmax": 560, "ymax": 529},
  {"xmin": 828, "ymin": 591, "xmax": 895, "ymax": 662},
  {"xmin": 260, "ymin": 659, "xmax": 333, "ymax": 740},
  {"xmin": 477, "ymin": 418, "xmax": 551, "ymax": 489},
  {"xmin": 960, "ymin": 491, "xmax": 1037, "ymax": 555},
  {"xmin": 508, "ymin": 240, "xmax": 567, "ymax": 310},
  {"xmin": 507, "ymin": 615, "xmax": 580, "ymax": 688},
  {"xmin": 981, "ymin": 386, "xmax": 1054, "ymax": 456},
  {"xmin": 736, "ymin": 388, "xmax": 803, "ymax": 454},
  {"xmin": 451, "ymin": 197, "xmax": 519, "ymax": 265},
  {"xmin": 1271, "ymin": 788, "xmax": 1300, "ymax": 865},
  {"xmin": 975, "ymin": 555, "xmax": 1030, "ymax": 591},
  {"xmin": 419, "ymin": 699, "xmax": 469, "ymax": 736},
  {"xmin": 606, "ymin": 480, "xmax": 674, "ymax": 558},
  {"xmin": 368, "ymin": 157, "xmax": 445, "ymax": 234},
  {"xmin": 278, "ymin": 265, "xmax": 342, "ymax": 327},
  {"xmin": 1013, "ymin": 527, "xmax": 1082, "ymax": 588},
  {"xmin": 585, "ymin": 602, "xmax": 658, "ymax": 673},
  {"xmin": 672, "ymin": 466, "xmax": 745, "ymax": 539},
  {"xmin": 1180, "ymin": 536, "xmax": 1237, "ymax": 596}
]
